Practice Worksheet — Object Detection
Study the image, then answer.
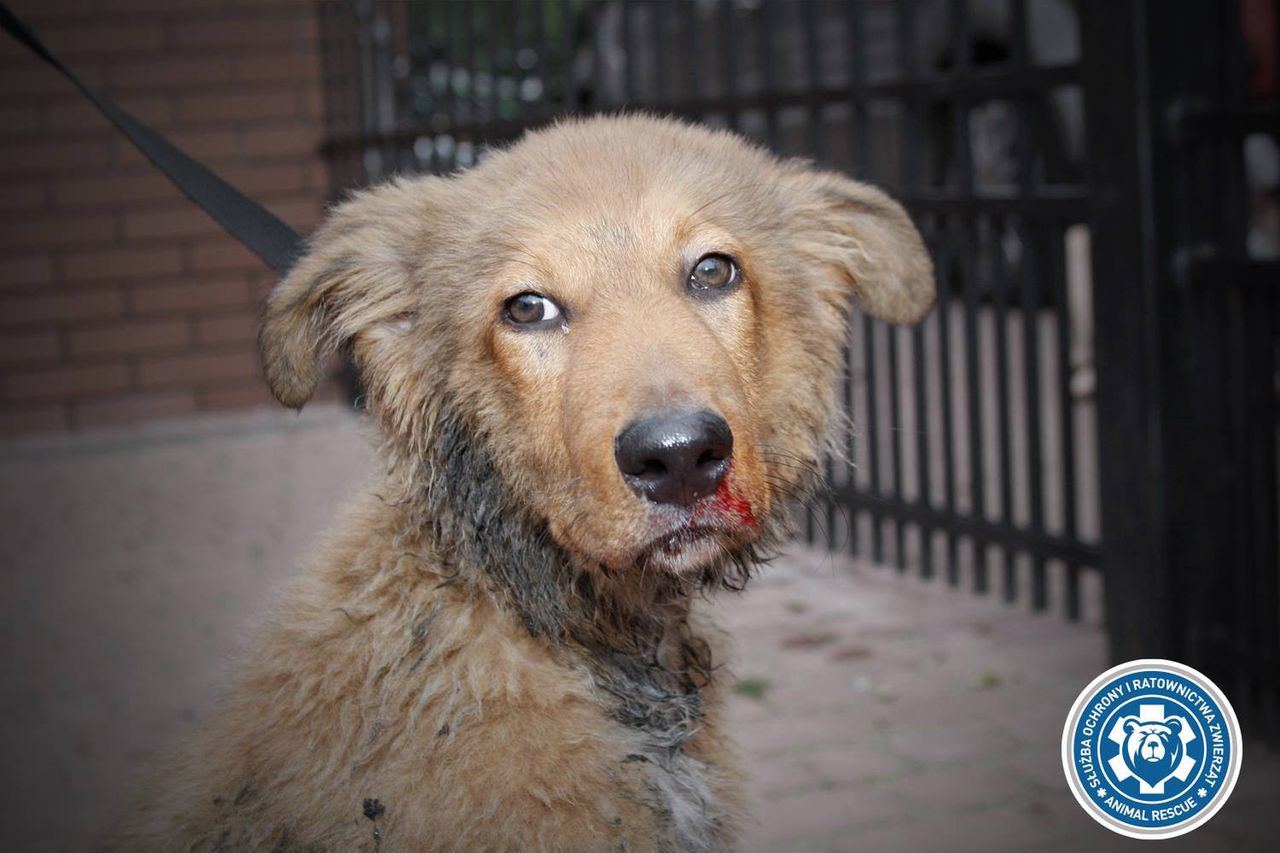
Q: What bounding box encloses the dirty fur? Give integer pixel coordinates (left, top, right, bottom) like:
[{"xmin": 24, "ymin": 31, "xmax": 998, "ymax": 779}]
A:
[{"xmin": 107, "ymin": 115, "xmax": 933, "ymax": 852}]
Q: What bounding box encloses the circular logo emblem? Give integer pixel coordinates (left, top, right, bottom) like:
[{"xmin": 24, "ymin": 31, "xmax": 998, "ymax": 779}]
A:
[{"xmin": 1062, "ymin": 659, "xmax": 1242, "ymax": 839}]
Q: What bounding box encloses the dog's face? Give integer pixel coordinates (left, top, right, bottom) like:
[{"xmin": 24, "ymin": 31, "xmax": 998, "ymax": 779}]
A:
[{"xmin": 261, "ymin": 116, "xmax": 933, "ymax": 577}]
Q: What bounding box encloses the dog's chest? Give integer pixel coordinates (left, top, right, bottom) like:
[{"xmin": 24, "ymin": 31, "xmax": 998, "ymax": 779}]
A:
[
  {"xmin": 590, "ymin": 652, "xmax": 725, "ymax": 852},
  {"xmin": 634, "ymin": 744, "xmax": 722, "ymax": 853}
]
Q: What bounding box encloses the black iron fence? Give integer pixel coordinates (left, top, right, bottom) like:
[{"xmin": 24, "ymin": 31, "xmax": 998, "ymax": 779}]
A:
[
  {"xmin": 318, "ymin": 0, "xmax": 1278, "ymax": 742},
  {"xmin": 1081, "ymin": 1, "xmax": 1279, "ymax": 743}
]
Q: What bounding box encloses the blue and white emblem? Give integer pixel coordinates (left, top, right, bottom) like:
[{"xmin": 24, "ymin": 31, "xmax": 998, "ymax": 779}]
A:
[{"xmin": 1062, "ymin": 659, "xmax": 1242, "ymax": 839}]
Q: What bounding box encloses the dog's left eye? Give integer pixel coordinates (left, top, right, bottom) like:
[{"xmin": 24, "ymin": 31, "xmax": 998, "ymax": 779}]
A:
[
  {"xmin": 503, "ymin": 292, "xmax": 563, "ymax": 328},
  {"xmin": 688, "ymin": 254, "xmax": 739, "ymax": 294}
]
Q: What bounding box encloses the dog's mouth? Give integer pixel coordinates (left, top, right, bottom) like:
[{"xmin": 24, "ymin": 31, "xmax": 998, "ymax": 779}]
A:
[
  {"xmin": 631, "ymin": 490, "xmax": 762, "ymax": 574},
  {"xmin": 634, "ymin": 523, "xmax": 731, "ymax": 574},
  {"xmin": 647, "ymin": 523, "xmax": 724, "ymax": 556},
  {"xmin": 566, "ymin": 470, "xmax": 765, "ymax": 576}
]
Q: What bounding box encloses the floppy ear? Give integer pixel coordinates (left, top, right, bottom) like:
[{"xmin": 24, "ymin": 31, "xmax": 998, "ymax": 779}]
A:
[
  {"xmin": 259, "ymin": 177, "xmax": 435, "ymax": 409},
  {"xmin": 786, "ymin": 167, "xmax": 935, "ymax": 324}
]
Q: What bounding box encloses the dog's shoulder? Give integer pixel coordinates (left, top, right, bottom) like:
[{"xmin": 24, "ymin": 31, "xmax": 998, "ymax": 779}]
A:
[{"xmin": 112, "ymin": 492, "xmax": 722, "ymax": 851}]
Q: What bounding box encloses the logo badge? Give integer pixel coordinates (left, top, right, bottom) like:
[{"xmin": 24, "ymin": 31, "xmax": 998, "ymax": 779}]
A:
[{"xmin": 1062, "ymin": 659, "xmax": 1242, "ymax": 839}]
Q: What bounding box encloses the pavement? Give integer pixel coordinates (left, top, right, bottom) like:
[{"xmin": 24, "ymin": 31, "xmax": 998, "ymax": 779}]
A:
[{"xmin": 0, "ymin": 403, "xmax": 1274, "ymax": 852}]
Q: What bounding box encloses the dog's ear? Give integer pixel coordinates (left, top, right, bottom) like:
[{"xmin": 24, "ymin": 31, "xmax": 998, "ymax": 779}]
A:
[
  {"xmin": 259, "ymin": 178, "xmax": 437, "ymax": 409},
  {"xmin": 785, "ymin": 167, "xmax": 935, "ymax": 324}
]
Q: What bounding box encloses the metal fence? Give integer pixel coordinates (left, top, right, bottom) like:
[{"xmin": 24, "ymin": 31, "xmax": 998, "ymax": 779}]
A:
[
  {"xmin": 318, "ymin": 0, "xmax": 1278, "ymax": 742},
  {"xmin": 1081, "ymin": 0, "xmax": 1279, "ymax": 743}
]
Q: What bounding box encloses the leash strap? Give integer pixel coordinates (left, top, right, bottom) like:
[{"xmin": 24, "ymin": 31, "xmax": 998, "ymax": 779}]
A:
[{"xmin": 0, "ymin": 2, "xmax": 303, "ymax": 274}]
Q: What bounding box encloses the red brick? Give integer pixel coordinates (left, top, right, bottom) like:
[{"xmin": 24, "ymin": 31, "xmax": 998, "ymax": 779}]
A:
[
  {"xmin": 0, "ymin": 288, "xmax": 123, "ymax": 326},
  {"xmin": 267, "ymin": 197, "xmax": 322, "ymax": 232},
  {"xmin": 36, "ymin": 22, "xmax": 166, "ymax": 57},
  {"xmin": 0, "ymin": 212, "xmax": 117, "ymax": 250},
  {"xmin": 5, "ymin": 361, "xmax": 130, "ymax": 401},
  {"xmin": 0, "ymin": 0, "xmax": 327, "ymax": 430},
  {"xmin": 187, "ymin": 240, "xmax": 269, "ymax": 275},
  {"xmin": 0, "ymin": 63, "xmax": 106, "ymax": 101},
  {"xmin": 44, "ymin": 95, "xmax": 172, "ymax": 134},
  {"xmin": 52, "ymin": 171, "xmax": 180, "ymax": 208},
  {"xmin": 199, "ymin": 379, "xmax": 278, "ymax": 411},
  {"xmin": 195, "ymin": 309, "xmax": 260, "ymax": 345},
  {"xmin": 234, "ymin": 52, "xmax": 321, "ymax": 84},
  {"xmin": 0, "ymin": 254, "xmax": 54, "ymax": 288},
  {"xmin": 0, "ymin": 404, "xmax": 69, "ymax": 436},
  {"xmin": 298, "ymin": 84, "xmax": 324, "ymax": 119},
  {"xmin": 248, "ymin": 271, "xmax": 276, "ymax": 303},
  {"xmin": 239, "ymin": 123, "xmax": 323, "ymax": 158},
  {"xmin": 64, "ymin": 245, "xmax": 184, "ymax": 283},
  {"xmin": 130, "ymin": 277, "xmax": 251, "ymax": 314},
  {"xmin": 174, "ymin": 88, "xmax": 299, "ymax": 124},
  {"xmin": 0, "ymin": 181, "xmax": 48, "ymax": 212},
  {"xmin": 0, "ymin": 330, "xmax": 60, "ymax": 365},
  {"xmin": 69, "ymin": 318, "xmax": 190, "ymax": 357},
  {"xmin": 0, "ymin": 106, "xmax": 42, "ymax": 135},
  {"xmin": 0, "ymin": 138, "xmax": 112, "ymax": 174},
  {"xmin": 108, "ymin": 56, "xmax": 233, "ymax": 90},
  {"xmin": 138, "ymin": 348, "xmax": 259, "ymax": 389},
  {"xmin": 74, "ymin": 391, "xmax": 198, "ymax": 429},
  {"xmin": 17, "ymin": 0, "xmax": 227, "ymax": 16},
  {"xmin": 123, "ymin": 205, "xmax": 225, "ymax": 241},
  {"xmin": 169, "ymin": 16, "xmax": 317, "ymax": 50},
  {"xmin": 298, "ymin": 161, "xmax": 324, "ymax": 191}
]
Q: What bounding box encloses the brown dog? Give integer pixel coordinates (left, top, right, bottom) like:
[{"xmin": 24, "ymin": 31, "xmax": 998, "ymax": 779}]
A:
[{"xmin": 111, "ymin": 115, "xmax": 933, "ymax": 852}]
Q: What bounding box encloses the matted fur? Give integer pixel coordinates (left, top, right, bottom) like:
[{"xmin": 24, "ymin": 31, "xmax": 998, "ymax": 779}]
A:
[{"xmin": 109, "ymin": 115, "xmax": 933, "ymax": 852}]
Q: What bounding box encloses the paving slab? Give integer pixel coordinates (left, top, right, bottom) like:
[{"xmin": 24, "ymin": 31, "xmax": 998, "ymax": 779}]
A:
[{"xmin": 0, "ymin": 405, "xmax": 1274, "ymax": 852}]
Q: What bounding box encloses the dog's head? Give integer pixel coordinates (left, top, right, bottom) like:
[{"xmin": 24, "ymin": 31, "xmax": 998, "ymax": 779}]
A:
[{"xmin": 261, "ymin": 115, "xmax": 932, "ymax": 580}]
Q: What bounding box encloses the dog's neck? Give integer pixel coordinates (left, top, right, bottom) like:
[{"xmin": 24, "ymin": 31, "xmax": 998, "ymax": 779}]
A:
[
  {"xmin": 383, "ymin": 406, "xmax": 734, "ymax": 727},
  {"xmin": 383, "ymin": 410, "xmax": 754, "ymax": 851}
]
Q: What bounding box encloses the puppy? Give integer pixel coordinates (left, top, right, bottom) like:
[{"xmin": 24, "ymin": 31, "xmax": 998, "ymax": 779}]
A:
[{"xmin": 112, "ymin": 114, "xmax": 933, "ymax": 852}]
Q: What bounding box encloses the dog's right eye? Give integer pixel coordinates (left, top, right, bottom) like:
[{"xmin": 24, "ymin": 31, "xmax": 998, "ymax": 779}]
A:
[{"xmin": 502, "ymin": 292, "xmax": 564, "ymax": 328}]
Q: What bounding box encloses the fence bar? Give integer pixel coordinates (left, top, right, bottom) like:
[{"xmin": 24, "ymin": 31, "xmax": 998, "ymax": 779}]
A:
[
  {"xmin": 1051, "ymin": 231, "xmax": 1083, "ymax": 619},
  {"xmin": 990, "ymin": 220, "xmax": 1015, "ymax": 602},
  {"xmin": 845, "ymin": 0, "xmax": 868, "ymax": 557},
  {"xmin": 683, "ymin": 0, "xmax": 699, "ymax": 108},
  {"xmin": 896, "ymin": 0, "xmax": 932, "ymax": 578},
  {"xmin": 863, "ymin": 311, "xmax": 883, "ymax": 563},
  {"xmin": 935, "ymin": 232, "xmax": 959, "ymax": 585},
  {"xmin": 1021, "ymin": 226, "xmax": 1048, "ymax": 610},
  {"xmin": 832, "ymin": 487, "xmax": 1102, "ymax": 567},
  {"xmin": 653, "ymin": 1, "xmax": 667, "ymax": 101},
  {"xmin": 962, "ymin": 223, "xmax": 988, "ymax": 592},
  {"xmin": 935, "ymin": 0, "xmax": 971, "ymax": 585},
  {"xmin": 759, "ymin": 0, "xmax": 779, "ymax": 148},
  {"xmin": 719, "ymin": 0, "xmax": 739, "ymax": 131}
]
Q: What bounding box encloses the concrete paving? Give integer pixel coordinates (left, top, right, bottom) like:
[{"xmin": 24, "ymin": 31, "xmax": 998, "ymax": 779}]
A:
[{"xmin": 0, "ymin": 404, "xmax": 1274, "ymax": 852}]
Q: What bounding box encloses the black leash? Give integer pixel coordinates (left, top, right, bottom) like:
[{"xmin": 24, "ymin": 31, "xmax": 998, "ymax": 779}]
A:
[{"xmin": 0, "ymin": 2, "xmax": 303, "ymax": 274}]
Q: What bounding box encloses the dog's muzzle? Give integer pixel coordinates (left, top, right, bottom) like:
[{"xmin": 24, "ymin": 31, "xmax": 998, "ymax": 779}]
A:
[{"xmin": 614, "ymin": 409, "xmax": 732, "ymax": 507}]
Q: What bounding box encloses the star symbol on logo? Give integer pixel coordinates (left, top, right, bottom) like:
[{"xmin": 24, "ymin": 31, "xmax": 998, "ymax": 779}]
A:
[
  {"xmin": 1096, "ymin": 788, "xmax": 1108, "ymax": 798},
  {"xmin": 1197, "ymin": 787, "xmax": 1208, "ymax": 799}
]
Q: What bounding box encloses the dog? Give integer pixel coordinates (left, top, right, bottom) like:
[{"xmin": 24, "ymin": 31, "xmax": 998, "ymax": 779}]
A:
[{"xmin": 110, "ymin": 114, "xmax": 933, "ymax": 852}]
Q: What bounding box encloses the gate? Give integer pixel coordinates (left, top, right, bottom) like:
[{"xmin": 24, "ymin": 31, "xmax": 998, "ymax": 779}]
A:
[
  {"xmin": 1082, "ymin": 1, "xmax": 1279, "ymax": 743},
  {"xmin": 318, "ymin": 0, "xmax": 1278, "ymax": 742}
]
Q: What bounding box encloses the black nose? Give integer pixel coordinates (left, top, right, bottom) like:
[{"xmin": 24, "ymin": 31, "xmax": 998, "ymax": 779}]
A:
[{"xmin": 614, "ymin": 410, "xmax": 733, "ymax": 506}]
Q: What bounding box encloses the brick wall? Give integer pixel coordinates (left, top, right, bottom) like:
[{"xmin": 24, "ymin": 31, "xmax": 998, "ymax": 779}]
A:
[{"xmin": 0, "ymin": 0, "xmax": 331, "ymax": 436}]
